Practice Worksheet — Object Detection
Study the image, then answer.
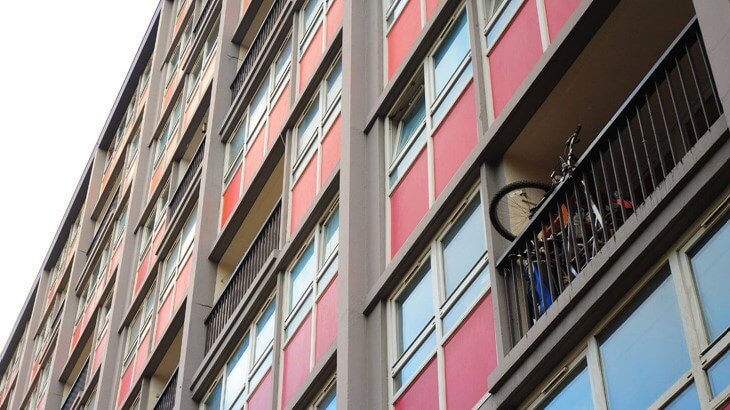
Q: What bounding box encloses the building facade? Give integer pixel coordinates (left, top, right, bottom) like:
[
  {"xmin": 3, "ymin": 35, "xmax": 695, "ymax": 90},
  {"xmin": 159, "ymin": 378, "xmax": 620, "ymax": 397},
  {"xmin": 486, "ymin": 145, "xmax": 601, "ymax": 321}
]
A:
[{"xmin": 1, "ymin": 0, "xmax": 729, "ymax": 409}]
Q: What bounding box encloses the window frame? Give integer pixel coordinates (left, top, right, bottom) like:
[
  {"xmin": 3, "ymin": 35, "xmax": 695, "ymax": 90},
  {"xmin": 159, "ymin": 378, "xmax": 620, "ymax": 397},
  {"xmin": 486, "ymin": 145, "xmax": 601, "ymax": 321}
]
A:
[
  {"xmin": 158, "ymin": 206, "xmax": 197, "ymax": 301},
  {"xmin": 299, "ymin": 0, "xmax": 325, "ymax": 53},
  {"xmin": 123, "ymin": 285, "xmax": 155, "ymax": 368},
  {"xmin": 153, "ymin": 99, "xmax": 183, "ymax": 169}
]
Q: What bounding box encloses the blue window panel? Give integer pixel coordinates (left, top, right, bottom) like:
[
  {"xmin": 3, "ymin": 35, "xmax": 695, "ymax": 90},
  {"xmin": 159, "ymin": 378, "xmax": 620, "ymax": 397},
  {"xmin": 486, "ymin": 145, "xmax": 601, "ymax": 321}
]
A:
[
  {"xmin": 708, "ymin": 349, "xmax": 730, "ymax": 398},
  {"xmin": 205, "ymin": 380, "xmax": 222, "ymax": 410},
  {"xmin": 441, "ymin": 197, "xmax": 486, "ymax": 297},
  {"xmin": 394, "ymin": 330, "xmax": 437, "ymax": 390},
  {"xmin": 396, "ymin": 263, "xmax": 434, "ymax": 354},
  {"xmin": 289, "ymin": 242, "xmax": 316, "ymax": 312},
  {"xmin": 317, "ymin": 387, "xmax": 336, "ymax": 410},
  {"xmin": 433, "ymin": 11, "xmax": 470, "ymax": 97},
  {"xmin": 541, "ymin": 362, "xmax": 593, "ymax": 410},
  {"xmin": 223, "ymin": 335, "xmax": 250, "ymax": 408},
  {"xmin": 664, "ymin": 384, "xmax": 700, "ymax": 410}
]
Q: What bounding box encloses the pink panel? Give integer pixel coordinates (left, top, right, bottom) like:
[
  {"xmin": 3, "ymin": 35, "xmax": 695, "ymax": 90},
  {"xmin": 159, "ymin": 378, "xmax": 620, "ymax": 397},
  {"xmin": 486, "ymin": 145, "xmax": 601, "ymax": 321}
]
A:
[
  {"xmin": 134, "ymin": 249, "xmax": 151, "ymax": 296},
  {"xmin": 268, "ymin": 84, "xmax": 291, "ymax": 148},
  {"xmin": 488, "ymin": 0, "xmax": 543, "ymax": 117},
  {"xmin": 425, "ymin": 0, "xmax": 439, "ymax": 19},
  {"xmin": 152, "ymin": 220, "xmax": 167, "ymax": 255},
  {"xmin": 387, "ymin": 0, "xmax": 421, "ymax": 79},
  {"xmin": 389, "ymin": 148, "xmax": 429, "ymax": 258},
  {"xmin": 444, "ymin": 295, "xmax": 497, "ymax": 410},
  {"xmin": 248, "ymin": 369, "xmax": 272, "ymax": 410},
  {"xmin": 93, "ymin": 332, "xmax": 108, "ymax": 371},
  {"xmin": 174, "ymin": 255, "xmax": 192, "ymax": 311},
  {"xmin": 149, "ymin": 158, "xmax": 165, "ymax": 196},
  {"xmin": 156, "ymin": 292, "xmax": 173, "ymax": 344},
  {"xmin": 298, "ymin": 27, "xmax": 323, "ymax": 94},
  {"xmin": 282, "ymin": 314, "xmax": 312, "ymax": 408},
  {"xmin": 290, "ymin": 156, "xmax": 318, "ymax": 234},
  {"xmin": 70, "ymin": 325, "xmax": 81, "ymax": 351},
  {"xmin": 221, "ymin": 166, "xmax": 243, "ymax": 227},
  {"xmin": 432, "ymin": 81, "xmax": 478, "ymax": 197},
  {"xmin": 394, "ymin": 358, "xmax": 439, "ymax": 410},
  {"xmin": 544, "ymin": 0, "xmax": 581, "ymax": 41},
  {"xmin": 244, "ymin": 126, "xmax": 266, "ymax": 188},
  {"xmin": 326, "ymin": 0, "xmax": 343, "ymax": 44},
  {"xmin": 35, "ymin": 393, "xmax": 46, "ymax": 410},
  {"xmin": 320, "ymin": 114, "xmax": 341, "ymax": 187},
  {"xmin": 110, "ymin": 243, "xmax": 122, "ymax": 274},
  {"xmin": 135, "ymin": 332, "xmax": 150, "ymax": 381},
  {"xmin": 118, "ymin": 360, "xmax": 134, "ymax": 407},
  {"xmin": 315, "ymin": 275, "xmax": 338, "ymax": 363}
]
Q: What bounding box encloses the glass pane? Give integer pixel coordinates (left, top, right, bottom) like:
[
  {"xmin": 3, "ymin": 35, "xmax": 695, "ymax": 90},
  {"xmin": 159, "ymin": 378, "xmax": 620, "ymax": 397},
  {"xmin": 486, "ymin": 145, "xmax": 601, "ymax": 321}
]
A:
[
  {"xmin": 250, "ymin": 350, "xmax": 272, "ymax": 388},
  {"xmin": 599, "ymin": 271, "xmax": 690, "ymax": 410},
  {"xmin": 303, "ymin": 0, "xmax": 321, "ymax": 32},
  {"xmin": 254, "ymin": 300, "xmax": 276, "ymax": 361},
  {"xmin": 394, "ymin": 330, "xmax": 436, "ymax": 391},
  {"xmin": 443, "ymin": 266, "xmax": 489, "ymax": 334},
  {"xmin": 664, "ymin": 384, "xmax": 700, "ymax": 410},
  {"xmin": 205, "ymin": 380, "xmax": 222, "ymax": 410},
  {"xmin": 389, "ymin": 127, "xmax": 427, "ymax": 187},
  {"xmin": 323, "ymin": 208, "xmax": 339, "ymax": 264},
  {"xmin": 226, "ymin": 122, "xmax": 247, "ymax": 171},
  {"xmin": 326, "ymin": 60, "xmax": 342, "ymax": 108},
  {"xmin": 393, "ymin": 94, "xmax": 426, "ymax": 161},
  {"xmin": 249, "ymin": 77, "xmax": 270, "ymax": 137},
  {"xmin": 690, "ymin": 217, "xmax": 730, "ymax": 341},
  {"xmin": 181, "ymin": 207, "xmax": 197, "ymax": 252},
  {"xmin": 432, "ymin": 62, "xmax": 473, "ymax": 125},
  {"xmin": 486, "ymin": 0, "xmax": 521, "ymax": 46},
  {"xmin": 285, "ymin": 292, "xmax": 313, "ymax": 339},
  {"xmin": 396, "ymin": 262, "xmax": 434, "ymax": 354},
  {"xmin": 442, "ymin": 197, "xmax": 486, "ymax": 298},
  {"xmin": 708, "ymin": 349, "xmax": 730, "ymax": 397},
  {"xmin": 317, "ymin": 386, "xmax": 336, "ymax": 410},
  {"xmin": 540, "ymin": 362, "xmax": 593, "ymax": 410},
  {"xmin": 297, "ymin": 102, "xmax": 320, "ymax": 158},
  {"xmin": 274, "ymin": 41, "xmax": 291, "ymax": 84},
  {"xmin": 290, "ymin": 242, "xmax": 316, "ymax": 311},
  {"xmin": 223, "ymin": 336, "xmax": 249, "ymax": 409},
  {"xmin": 433, "ymin": 11, "xmax": 470, "ymax": 97}
]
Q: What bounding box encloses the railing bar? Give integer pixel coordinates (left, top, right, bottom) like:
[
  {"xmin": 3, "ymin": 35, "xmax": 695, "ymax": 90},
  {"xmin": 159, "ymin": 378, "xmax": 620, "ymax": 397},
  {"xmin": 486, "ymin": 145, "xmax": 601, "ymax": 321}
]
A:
[
  {"xmin": 579, "ymin": 172, "xmax": 599, "ymax": 259},
  {"xmin": 615, "ymin": 128, "xmax": 639, "ymax": 208},
  {"xmin": 664, "ymin": 67, "xmax": 690, "ymax": 155},
  {"xmin": 603, "ymin": 142, "xmax": 625, "ymax": 223},
  {"xmin": 546, "ymin": 209, "xmax": 564, "ymax": 294},
  {"xmin": 695, "ymin": 31, "xmax": 723, "ymax": 114},
  {"xmin": 589, "ymin": 159, "xmax": 610, "ymax": 244},
  {"xmin": 523, "ymin": 246, "xmax": 539, "ymax": 323},
  {"xmin": 634, "ymin": 104, "xmax": 658, "ymax": 189},
  {"xmin": 654, "ymin": 80, "xmax": 678, "ymax": 167},
  {"xmin": 554, "ymin": 200, "xmax": 572, "ymax": 282},
  {"xmin": 624, "ymin": 118, "xmax": 648, "ymax": 200},
  {"xmin": 684, "ymin": 42, "xmax": 711, "ymax": 130},
  {"xmin": 674, "ymin": 56, "xmax": 699, "ymax": 145},
  {"xmin": 563, "ymin": 190, "xmax": 583, "ymax": 272},
  {"xmin": 644, "ymin": 93, "xmax": 667, "ymax": 179},
  {"xmin": 569, "ymin": 180, "xmax": 589, "ymax": 262},
  {"xmin": 533, "ymin": 229, "xmax": 555, "ymax": 306}
]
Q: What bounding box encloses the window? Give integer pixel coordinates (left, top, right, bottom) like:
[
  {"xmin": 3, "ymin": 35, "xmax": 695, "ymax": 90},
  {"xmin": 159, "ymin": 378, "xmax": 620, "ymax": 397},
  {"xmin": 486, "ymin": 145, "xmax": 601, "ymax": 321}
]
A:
[
  {"xmin": 540, "ymin": 362, "xmax": 592, "ymax": 410},
  {"xmin": 125, "ymin": 130, "xmax": 140, "ymax": 170},
  {"xmin": 273, "ymin": 40, "xmax": 292, "ymax": 92},
  {"xmin": 224, "ymin": 120, "xmax": 247, "ymax": 177},
  {"xmin": 300, "ymin": 0, "xmax": 323, "ymax": 45},
  {"xmin": 384, "ymin": 0, "xmax": 407, "ymax": 28},
  {"xmin": 389, "ymin": 192, "xmax": 489, "ymax": 395},
  {"xmin": 249, "ymin": 77, "xmax": 270, "ymax": 141},
  {"xmin": 389, "ymin": 92, "xmax": 426, "ymax": 187},
  {"xmin": 124, "ymin": 287, "xmax": 155, "ymax": 365},
  {"xmin": 311, "ymin": 381, "xmax": 336, "ymax": 410},
  {"xmin": 96, "ymin": 293, "xmax": 113, "ymax": 339},
  {"xmin": 484, "ymin": 0, "xmax": 521, "ymax": 47},
  {"xmin": 187, "ymin": 56, "xmax": 203, "ymax": 101},
  {"xmin": 141, "ymin": 59, "xmax": 152, "ymax": 92},
  {"xmin": 325, "ymin": 58, "xmax": 342, "ymax": 111},
  {"xmin": 140, "ymin": 182, "xmax": 171, "ymax": 257},
  {"xmin": 154, "ymin": 100, "xmax": 183, "ymax": 166},
  {"xmin": 203, "ymin": 23, "xmax": 219, "ymax": 64},
  {"xmin": 296, "ymin": 101, "xmax": 320, "ymax": 161},
  {"xmin": 112, "ymin": 206, "xmax": 128, "ymax": 247},
  {"xmin": 284, "ymin": 204, "xmax": 339, "ymax": 338},
  {"xmin": 204, "ymin": 298, "xmax": 277, "ymax": 410},
  {"xmin": 165, "ymin": 43, "xmax": 181, "ymax": 87},
  {"xmin": 432, "ymin": 11, "xmax": 470, "ymax": 98},
  {"xmin": 159, "ymin": 207, "xmax": 197, "ymax": 298}
]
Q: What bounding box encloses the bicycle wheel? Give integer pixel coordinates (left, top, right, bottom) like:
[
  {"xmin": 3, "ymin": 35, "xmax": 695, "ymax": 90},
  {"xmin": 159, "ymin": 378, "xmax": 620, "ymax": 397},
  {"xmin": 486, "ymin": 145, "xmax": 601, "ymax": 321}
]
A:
[{"xmin": 489, "ymin": 181, "xmax": 551, "ymax": 241}]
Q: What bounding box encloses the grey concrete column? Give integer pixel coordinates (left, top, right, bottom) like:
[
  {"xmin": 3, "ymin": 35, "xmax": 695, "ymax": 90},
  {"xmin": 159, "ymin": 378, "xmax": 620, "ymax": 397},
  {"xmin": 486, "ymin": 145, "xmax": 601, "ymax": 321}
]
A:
[
  {"xmin": 692, "ymin": 0, "xmax": 730, "ymax": 129},
  {"xmin": 174, "ymin": 0, "xmax": 239, "ymax": 408}
]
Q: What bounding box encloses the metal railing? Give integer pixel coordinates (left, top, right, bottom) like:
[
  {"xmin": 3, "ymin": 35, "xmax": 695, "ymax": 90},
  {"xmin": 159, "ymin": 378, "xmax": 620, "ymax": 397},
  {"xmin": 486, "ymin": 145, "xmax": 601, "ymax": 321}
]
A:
[
  {"xmin": 205, "ymin": 203, "xmax": 282, "ymax": 352},
  {"xmin": 153, "ymin": 368, "xmax": 178, "ymax": 410},
  {"xmin": 500, "ymin": 21, "xmax": 723, "ymax": 347},
  {"xmin": 192, "ymin": 0, "xmax": 214, "ymax": 34},
  {"xmin": 168, "ymin": 138, "xmax": 205, "ymax": 219},
  {"xmin": 230, "ymin": 0, "xmax": 287, "ymax": 101},
  {"xmin": 61, "ymin": 359, "xmax": 88, "ymax": 410}
]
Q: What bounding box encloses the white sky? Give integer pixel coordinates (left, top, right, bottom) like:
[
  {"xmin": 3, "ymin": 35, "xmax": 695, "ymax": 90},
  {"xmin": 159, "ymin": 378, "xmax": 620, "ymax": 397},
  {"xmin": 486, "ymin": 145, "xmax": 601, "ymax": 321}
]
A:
[{"xmin": 0, "ymin": 0, "xmax": 159, "ymax": 351}]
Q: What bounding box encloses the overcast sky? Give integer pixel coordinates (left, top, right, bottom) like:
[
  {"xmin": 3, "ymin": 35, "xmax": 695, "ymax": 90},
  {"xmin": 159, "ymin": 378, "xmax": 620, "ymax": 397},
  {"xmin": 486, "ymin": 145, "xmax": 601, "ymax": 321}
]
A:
[{"xmin": 0, "ymin": 0, "xmax": 159, "ymax": 351}]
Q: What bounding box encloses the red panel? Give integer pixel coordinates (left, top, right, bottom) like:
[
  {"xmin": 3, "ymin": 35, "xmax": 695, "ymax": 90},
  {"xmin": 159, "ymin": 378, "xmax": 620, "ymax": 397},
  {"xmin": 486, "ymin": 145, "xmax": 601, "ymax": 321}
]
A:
[
  {"xmin": 488, "ymin": 0, "xmax": 543, "ymax": 117},
  {"xmin": 394, "ymin": 358, "xmax": 439, "ymax": 410},
  {"xmin": 315, "ymin": 275, "xmax": 338, "ymax": 362},
  {"xmin": 174, "ymin": 255, "xmax": 193, "ymax": 311},
  {"xmin": 444, "ymin": 294, "xmax": 497, "ymax": 410},
  {"xmin": 135, "ymin": 332, "xmax": 150, "ymax": 381},
  {"xmin": 544, "ymin": 0, "xmax": 581, "ymax": 41},
  {"xmin": 282, "ymin": 313, "xmax": 312, "ymax": 408},
  {"xmin": 425, "ymin": 0, "xmax": 439, "ymax": 19},
  {"xmin": 244, "ymin": 126, "xmax": 266, "ymax": 188},
  {"xmin": 156, "ymin": 292, "xmax": 173, "ymax": 344},
  {"xmin": 117, "ymin": 360, "xmax": 134, "ymax": 407},
  {"xmin": 93, "ymin": 331, "xmax": 108, "ymax": 371},
  {"xmin": 298, "ymin": 27, "xmax": 323, "ymax": 94},
  {"xmin": 387, "ymin": 0, "xmax": 421, "ymax": 79},
  {"xmin": 326, "ymin": 0, "xmax": 343, "ymax": 44},
  {"xmin": 248, "ymin": 369, "xmax": 272, "ymax": 410},
  {"xmin": 220, "ymin": 166, "xmax": 243, "ymax": 228},
  {"xmin": 321, "ymin": 114, "xmax": 341, "ymax": 187},
  {"xmin": 290, "ymin": 156, "xmax": 318, "ymax": 234},
  {"xmin": 134, "ymin": 249, "xmax": 151, "ymax": 296},
  {"xmin": 432, "ymin": 81, "xmax": 477, "ymax": 197},
  {"xmin": 389, "ymin": 148, "xmax": 429, "ymax": 258},
  {"xmin": 268, "ymin": 84, "xmax": 291, "ymax": 148}
]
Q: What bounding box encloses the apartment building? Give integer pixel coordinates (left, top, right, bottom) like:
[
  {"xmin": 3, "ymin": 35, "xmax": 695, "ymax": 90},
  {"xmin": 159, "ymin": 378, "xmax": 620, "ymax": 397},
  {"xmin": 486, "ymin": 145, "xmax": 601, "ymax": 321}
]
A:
[{"xmin": 0, "ymin": 0, "xmax": 728, "ymax": 409}]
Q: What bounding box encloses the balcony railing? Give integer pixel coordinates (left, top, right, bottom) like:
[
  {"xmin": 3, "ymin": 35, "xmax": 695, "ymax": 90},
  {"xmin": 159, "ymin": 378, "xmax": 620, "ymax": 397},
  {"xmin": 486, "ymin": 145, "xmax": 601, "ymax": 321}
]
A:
[
  {"xmin": 230, "ymin": 0, "xmax": 287, "ymax": 101},
  {"xmin": 168, "ymin": 138, "xmax": 205, "ymax": 219},
  {"xmin": 61, "ymin": 359, "xmax": 88, "ymax": 410},
  {"xmin": 500, "ymin": 20, "xmax": 723, "ymax": 347},
  {"xmin": 205, "ymin": 203, "xmax": 282, "ymax": 352},
  {"xmin": 153, "ymin": 368, "xmax": 178, "ymax": 410}
]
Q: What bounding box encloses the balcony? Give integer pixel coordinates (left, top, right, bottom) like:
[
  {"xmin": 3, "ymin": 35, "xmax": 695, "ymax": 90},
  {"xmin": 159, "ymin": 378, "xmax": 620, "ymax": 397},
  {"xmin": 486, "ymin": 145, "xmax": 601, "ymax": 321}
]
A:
[
  {"xmin": 61, "ymin": 359, "xmax": 88, "ymax": 410},
  {"xmin": 230, "ymin": 0, "xmax": 287, "ymax": 102},
  {"xmin": 152, "ymin": 368, "xmax": 178, "ymax": 410},
  {"xmin": 204, "ymin": 203, "xmax": 282, "ymax": 352},
  {"xmin": 498, "ymin": 21, "xmax": 723, "ymax": 347},
  {"xmin": 168, "ymin": 138, "xmax": 205, "ymax": 219}
]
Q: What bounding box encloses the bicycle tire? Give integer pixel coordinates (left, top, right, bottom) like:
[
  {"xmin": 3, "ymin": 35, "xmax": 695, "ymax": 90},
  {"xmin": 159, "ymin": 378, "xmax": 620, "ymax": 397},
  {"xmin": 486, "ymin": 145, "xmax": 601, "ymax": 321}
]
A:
[{"xmin": 489, "ymin": 180, "xmax": 551, "ymax": 241}]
